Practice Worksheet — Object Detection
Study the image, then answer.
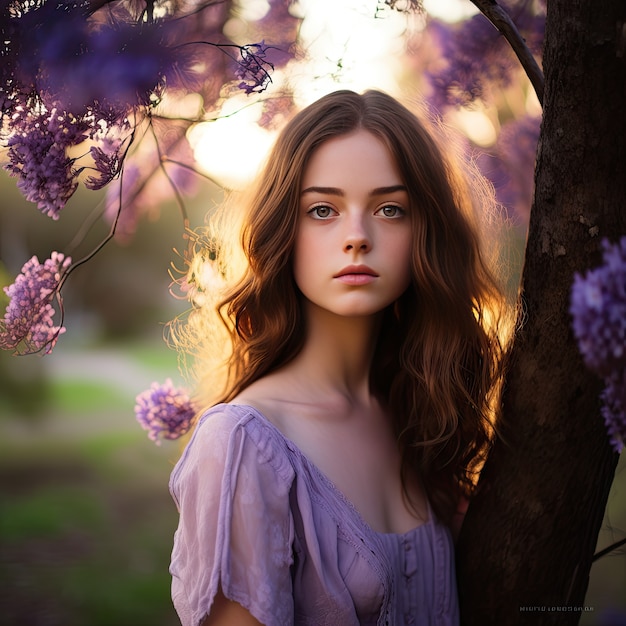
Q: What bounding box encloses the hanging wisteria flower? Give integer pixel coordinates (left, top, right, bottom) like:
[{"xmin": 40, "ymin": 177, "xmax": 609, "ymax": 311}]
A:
[
  {"xmin": 571, "ymin": 237, "xmax": 626, "ymax": 377},
  {"xmin": 570, "ymin": 236, "xmax": 626, "ymax": 452},
  {"xmin": 0, "ymin": 252, "xmax": 71, "ymax": 355},
  {"xmin": 135, "ymin": 379, "xmax": 197, "ymax": 444},
  {"xmin": 5, "ymin": 107, "xmax": 89, "ymax": 219},
  {"xmin": 235, "ymin": 41, "xmax": 274, "ymax": 94},
  {"xmin": 426, "ymin": 0, "xmax": 544, "ymax": 111},
  {"xmin": 0, "ymin": 0, "xmax": 296, "ymax": 362},
  {"xmin": 85, "ymin": 136, "xmax": 125, "ymax": 191},
  {"xmin": 601, "ymin": 372, "xmax": 626, "ymax": 452},
  {"xmin": 1, "ymin": 0, "xmax": 293, "ymax": 219}
]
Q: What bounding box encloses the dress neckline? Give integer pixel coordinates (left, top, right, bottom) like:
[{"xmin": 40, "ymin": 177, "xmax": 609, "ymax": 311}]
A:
[{"xmin": 225, "ymin": 402, "xmax": 434, "ymax": 539}]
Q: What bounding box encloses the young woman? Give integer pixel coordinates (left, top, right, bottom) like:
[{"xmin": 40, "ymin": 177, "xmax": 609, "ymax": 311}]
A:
[{"xmin": 168, "ymin": 89, "xmax": 508, "ymax": 626}]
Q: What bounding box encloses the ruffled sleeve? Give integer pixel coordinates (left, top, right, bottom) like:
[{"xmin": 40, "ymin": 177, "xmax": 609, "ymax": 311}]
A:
[{"xmin": 169, "ymin": 405, "xmax": 296, "ymax": 626}]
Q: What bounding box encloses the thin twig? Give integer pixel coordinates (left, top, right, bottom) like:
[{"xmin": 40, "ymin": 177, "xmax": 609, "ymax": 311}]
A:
[
  {"xmin": 469, "ymin": 0, "xmax": 544, "ymax": 106},
  {"xmin": 593, "ymin": 537, "xmax": 626, "ymax": 562},
  {"xmin": 146, "ymin": 117, "xmax": 189, "ymax": 226},
  {"xmin": 161, "ymin": 157, "xmax": 229, "ymax": 191}
]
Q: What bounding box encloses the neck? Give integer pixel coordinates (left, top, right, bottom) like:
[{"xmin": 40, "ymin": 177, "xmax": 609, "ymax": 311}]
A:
[{"xmin": 287, "ymin": 301, "xmax": 381, "ymax": 406}]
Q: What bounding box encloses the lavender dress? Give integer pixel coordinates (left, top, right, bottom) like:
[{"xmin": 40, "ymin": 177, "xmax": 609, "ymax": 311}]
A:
[{"xmin": 169, "ymin": 404, "xmax": 460, "ymax": 626}]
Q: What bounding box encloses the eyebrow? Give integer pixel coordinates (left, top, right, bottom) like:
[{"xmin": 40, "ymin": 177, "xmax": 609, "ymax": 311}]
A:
[{"xmin": 300, "ymin": 184, "xmax": 408, "ymax": 197}]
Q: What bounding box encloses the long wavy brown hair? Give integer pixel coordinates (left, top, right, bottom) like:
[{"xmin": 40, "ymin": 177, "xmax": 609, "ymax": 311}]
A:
[{"xmin": 173, "ymin": 89, "xmax": 512, "ymax": 525}]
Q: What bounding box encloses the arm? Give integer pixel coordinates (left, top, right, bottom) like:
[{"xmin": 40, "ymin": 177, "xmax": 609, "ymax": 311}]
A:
[
  {"xmin": 202, "ymin": 588, "xmax": 264, "ymax": 626},
  {"xmin": 170, "ymin": 408, "xmax": 295, "ymax": 626}
]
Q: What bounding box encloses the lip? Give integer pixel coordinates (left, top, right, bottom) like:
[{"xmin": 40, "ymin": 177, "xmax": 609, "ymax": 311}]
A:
[
  {"xmin": 334, "ymin": 264, "xmax": 379, "ymax": 278},
  {"xmin": 334, "ymin": 265, "xmax": 379, "ymax": 285}
]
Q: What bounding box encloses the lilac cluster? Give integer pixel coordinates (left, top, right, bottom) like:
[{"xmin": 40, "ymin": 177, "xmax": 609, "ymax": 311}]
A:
[
  {"xmin": 0, "ymin": 0, "xmax": 295, "ymax": 357},
  {"xmin": 0, "ymin": 0, "xmax": 286, "ymax": 221},
  {"xmin": 36, "ymin": 17, "xmax": 179, "ymax": 114},
  {"xmin": 0, "ymin": 252, "xmax": 71, "ymax": 355},
  {"xmin": 135, "ymin": 379, "xmax": 197, "ymax": 444},
  {"xmin": 427, "ymin": 15, "xmax": 516, "ymax": 110},
  {"xmin": 570, "ymin": 237, "xmax": 626, "ymax": 452},
  {"xmin": 2, "ymin": 1, "xmax": 177, "ymax": 116},
  {"xmin": 235, "ymin": 42, "xmax": 275, "ymax": 95},
  {"xmin": 85, "ymin": 137, "xmax": 125, "ymax": 192},
  {"xmin": 426, "ymin": 0, "xmax": 545, "ymax": 111},
  {"xmin": 0, "ymin": 0, "xmax": 182, "ymax": 217},
  {"xmin": 602, "ymin": 376, "xmax": 626, "ymax": 453},
  {"xmin": 5, "ymin": 107, "xmax": 89, "ymax": 219}
]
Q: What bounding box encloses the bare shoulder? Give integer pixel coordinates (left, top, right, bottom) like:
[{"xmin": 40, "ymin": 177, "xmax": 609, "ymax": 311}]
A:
[
  {"xmin": 231, "ymin": 372, "xmax": 295, "ymax": 429},
  {"xmin": 229, "ymin": 369, "xmax": 332, "ymax": 441}
]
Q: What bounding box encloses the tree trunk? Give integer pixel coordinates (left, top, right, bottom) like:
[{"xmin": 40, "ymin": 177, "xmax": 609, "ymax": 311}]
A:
[{"xmin": 456, "ymin": 0, "xmax": 626, "ymax": 624}]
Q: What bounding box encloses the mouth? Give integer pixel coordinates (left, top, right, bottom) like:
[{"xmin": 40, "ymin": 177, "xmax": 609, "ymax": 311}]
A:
[
  {"xmin": 334, "ymin": 265, "xmax": 379, "ymax": 285},
  {"xmin": 334, "ymin": 265, "xmax": 379, "ymax": 279}
]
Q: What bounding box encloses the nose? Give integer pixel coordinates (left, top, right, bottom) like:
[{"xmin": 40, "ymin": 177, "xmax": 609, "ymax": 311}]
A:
[{"xmin": 343, "ymin": 213, "xmax": 371, "ymax": 253}]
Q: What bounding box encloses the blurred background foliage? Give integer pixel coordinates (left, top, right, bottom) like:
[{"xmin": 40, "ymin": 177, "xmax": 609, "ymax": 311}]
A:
[{"xmin": 0, "ymin": 170, "xmax": 213, "ymax": 624}]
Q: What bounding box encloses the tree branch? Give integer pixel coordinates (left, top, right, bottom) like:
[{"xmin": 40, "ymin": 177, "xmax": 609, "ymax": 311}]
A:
[{"xmin": 469, "ymin": 0, "xmax": 545, "ymax": 105}]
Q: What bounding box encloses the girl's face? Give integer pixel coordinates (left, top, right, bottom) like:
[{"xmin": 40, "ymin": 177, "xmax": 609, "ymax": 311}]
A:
[{"xmin": 294, "ymin": 129, "xmax": 413, "ymax": 319}]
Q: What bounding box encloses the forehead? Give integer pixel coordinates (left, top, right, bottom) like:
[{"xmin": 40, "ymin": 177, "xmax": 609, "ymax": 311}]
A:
[{"xmin": 301, "ymin": 130, "xmax": 403, "ymax": 189}]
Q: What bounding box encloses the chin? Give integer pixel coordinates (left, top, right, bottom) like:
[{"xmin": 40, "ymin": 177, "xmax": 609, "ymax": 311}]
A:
[
  {"xmin": 331, "ymin": 304, "xmax": 390, "ymax": 318},
  {"xmin": 304, "ymin": 293, "xmax": 397, "ymax": 319}
]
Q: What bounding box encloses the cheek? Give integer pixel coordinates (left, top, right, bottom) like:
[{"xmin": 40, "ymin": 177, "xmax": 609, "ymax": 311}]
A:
[
  {"xmin": 292, "ymin": 230, "xmax": 318, "ymax": 290},
  {"xmin": 390, "ymin": 229, "xmax": 414, "ymax": 288}
]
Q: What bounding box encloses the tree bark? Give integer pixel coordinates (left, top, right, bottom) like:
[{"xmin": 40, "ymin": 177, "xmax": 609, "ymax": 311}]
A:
[{"xmin": 456, "ymin": 0, "xmax": 626, "ymax": 624}]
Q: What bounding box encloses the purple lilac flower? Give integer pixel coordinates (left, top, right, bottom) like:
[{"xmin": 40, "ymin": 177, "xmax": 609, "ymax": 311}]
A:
[
  {"xmin": 602, "ymin": 373, "xmax": 626, "ymax": 452},
  {"xmin": 570, "ymin": 237, "xmax": 626, "ymax": 452},
  {"xmin": 571, "ymin": 238, "xmax": 626, "ymax": 377},
  {"xmin": 0, "ymin": 252, "xmax": 71, "ymax": 355},
  {"xmin": 2, "ymin": 0, "xmax": 290, "ymax": 219},
  {"xmin": 5, "ymin": 0, "xmax": 177, "ymax": 117},
  {"xmin": 427, "ymin": 16, "xmax": 515, "ymax": 110},
  {"xmin": 235, "ymin": 41, "xmax": 274, "ymax": 95},
  {"xmin": 253, "ymin": 0, "xmax": 303, "ymax": 70},
  {"xmin": 37, "ymin": 18, "xmax": 176, "ymax": 114},
  {"xmin": 135, "ymin": 379, "xmax": 196, "ymax": 444},
  {"xmin": 426, "ymin": 0, "xmax": 545, "ymax": 111},
  {"xmin": 5, "ymin": 108, "xmax": 88, "ymax": 218},
  {"xmin": 85, "ymin": 137, "xmax": 124, "ymax": 191}
]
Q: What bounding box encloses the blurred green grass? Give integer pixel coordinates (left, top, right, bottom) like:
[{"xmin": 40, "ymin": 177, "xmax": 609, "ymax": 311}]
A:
[
  {"xmin": 0, "ymin": 443, "xmax": 181, "ymax": 626},
  {"xmin": 50, "ymin": 380, "xmax": 131, "ymax": 413},
  {"xmin": 0, "ymin": 342, "xmax": 182, "ymax": 626}
]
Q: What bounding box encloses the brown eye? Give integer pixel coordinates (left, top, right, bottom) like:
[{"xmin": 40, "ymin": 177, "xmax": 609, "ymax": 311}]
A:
[
  {"xmin": 376, "ymin": 205, "xmax": 405, "ymax": 218},
  {"xmin": 309, "ymin": 205, "xmax": 336, "ymax": 219}
]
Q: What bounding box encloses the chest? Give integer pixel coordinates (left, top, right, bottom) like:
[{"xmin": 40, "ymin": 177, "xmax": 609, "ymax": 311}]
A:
[
  {"xmin": 281, "ymin": 410, "xmax": 427, "ymax": 534},
  {"xmin": 285, "ymin": 441, "xmax": 459, "ymax": 626}
]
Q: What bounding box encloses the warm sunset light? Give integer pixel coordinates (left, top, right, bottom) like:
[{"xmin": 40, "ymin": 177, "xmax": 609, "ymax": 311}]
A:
[
  {"xmin": 188, "ymin": 95, "xmax": 276, "ymax": 190},
  {"xmin": 190, "ymin": 0, "xmax": 424, "ymax": 188}
]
